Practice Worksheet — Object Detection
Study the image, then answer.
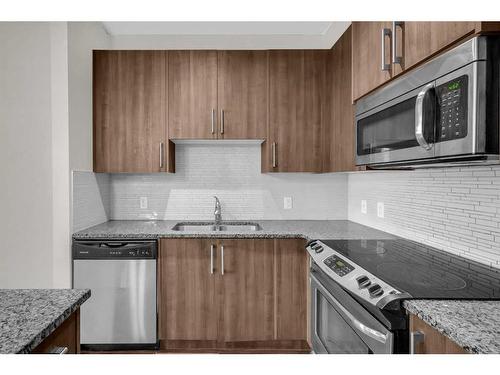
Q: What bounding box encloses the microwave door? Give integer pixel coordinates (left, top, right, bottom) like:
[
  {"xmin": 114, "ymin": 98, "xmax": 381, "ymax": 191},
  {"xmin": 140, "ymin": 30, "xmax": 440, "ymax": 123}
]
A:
[{"xmin": 356, "ymin": 84, "xmax": 436, "ymax": 166}]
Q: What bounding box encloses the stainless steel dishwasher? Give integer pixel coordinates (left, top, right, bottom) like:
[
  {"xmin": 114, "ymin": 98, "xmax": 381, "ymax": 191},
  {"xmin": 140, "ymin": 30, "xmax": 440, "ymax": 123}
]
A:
[{"xmin": 72, "ymin": 240, "xmax": 157, "ymax": 350}]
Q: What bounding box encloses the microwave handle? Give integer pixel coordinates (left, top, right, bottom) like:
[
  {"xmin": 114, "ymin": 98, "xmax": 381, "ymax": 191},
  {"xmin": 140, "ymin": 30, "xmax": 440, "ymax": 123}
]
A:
[{"xmin": 415, "ymin": 83, "xmax": 435, "ymax": 151}]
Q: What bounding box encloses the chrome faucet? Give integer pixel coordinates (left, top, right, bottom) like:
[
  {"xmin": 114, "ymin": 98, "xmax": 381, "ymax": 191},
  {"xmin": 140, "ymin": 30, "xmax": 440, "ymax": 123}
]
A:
[{"xmin": 213, "ymin": 196, "xmax": 222, "ymax": 228}]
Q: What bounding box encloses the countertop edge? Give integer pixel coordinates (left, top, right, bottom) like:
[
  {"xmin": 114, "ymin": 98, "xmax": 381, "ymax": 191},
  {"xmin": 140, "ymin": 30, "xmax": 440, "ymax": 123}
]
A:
[{"xmin": 16, "ymin": 290, "xmax": 91, "ymax": 354}]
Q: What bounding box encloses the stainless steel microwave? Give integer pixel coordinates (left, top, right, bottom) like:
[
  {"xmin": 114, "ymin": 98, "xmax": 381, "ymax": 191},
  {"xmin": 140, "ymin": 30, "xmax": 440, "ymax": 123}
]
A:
[{"xmin": 355, "ymin": 36, "xmax": 500, "ymax": 168}]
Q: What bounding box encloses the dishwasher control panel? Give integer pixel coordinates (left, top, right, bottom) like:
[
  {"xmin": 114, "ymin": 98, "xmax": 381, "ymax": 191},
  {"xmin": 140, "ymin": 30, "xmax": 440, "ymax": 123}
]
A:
[{"xmin": 73, "ymin": 240, "xmax": 157, "ymax": 259}]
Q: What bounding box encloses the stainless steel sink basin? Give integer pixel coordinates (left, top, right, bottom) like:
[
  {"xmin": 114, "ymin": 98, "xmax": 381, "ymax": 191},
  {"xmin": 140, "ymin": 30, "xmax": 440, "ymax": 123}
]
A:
[{"xmin": 171, "ymin": 222, "xmax": 262, "ymax": 232}]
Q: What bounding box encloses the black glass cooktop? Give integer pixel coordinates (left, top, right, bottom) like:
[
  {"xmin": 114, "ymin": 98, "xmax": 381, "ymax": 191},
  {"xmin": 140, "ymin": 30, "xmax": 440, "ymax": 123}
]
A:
[{"xmin": 319, "ymin": 239, "xmax": 500, "ymax": 300}]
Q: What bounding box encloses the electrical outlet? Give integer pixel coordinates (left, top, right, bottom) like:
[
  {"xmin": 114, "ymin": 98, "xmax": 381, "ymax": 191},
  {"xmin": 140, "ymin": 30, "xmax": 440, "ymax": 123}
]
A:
[
  {"xmin": 377, "ymin": 202, "xmax": 384, "ymax": 218},
  {"xmin": 140, "ymin": 197, "xmax": 148, "ymax": 209},
  {"xmin": 284, "ymin": 196, "xmax": 293, "ymax": 210},
  {"xmin": 361, "ymin": 200, "xmax": 367, "ymax": 214}
]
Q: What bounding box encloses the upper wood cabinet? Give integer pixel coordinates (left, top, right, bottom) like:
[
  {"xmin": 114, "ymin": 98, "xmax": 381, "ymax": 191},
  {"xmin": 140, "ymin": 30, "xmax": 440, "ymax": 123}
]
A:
[
  {"xmin": 402, "ymin": 22, "xmax": 500, "ymax": 70},
  {"xmin": 168, "ymin": 51, "xmax": 218, "ymax": 139},
  {"xmin": 93, "ymin": 50, "xmax": 172, "ymax": 173},
  {"xmin": 267, "ymin": 50, "xmax": 327, "ymax": 172},
  {"xmin": 217, "ymin": 51, "xmax": 268, "ymax": 139},
  {"xmin": 158, "ymin": 238, "xmax": 309, "ymax": 353},
  {"xmin": 352, "ymin": 22, "xmax": 500, "ymax": 101},
  {"xmin": 323, "ymin": 26, "xmax": 356, "ymax": 172},
  {"xmin": 352, "ymin": 22, "xmax": 393, "ymax": 102}
]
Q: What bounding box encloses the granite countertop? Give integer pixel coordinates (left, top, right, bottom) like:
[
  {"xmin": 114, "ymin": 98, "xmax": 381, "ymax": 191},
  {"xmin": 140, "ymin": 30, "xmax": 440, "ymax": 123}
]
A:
[
  {"xmin": 0, "ymin": 289, "xmax": 90, "ymax": 354},
  {"xmin": 72, "ymin": 219, "xmax": 397, "ymax": 241},
  {"xmin": 404, "ymin": 300, "xmax": 500, "ymax": 354}
]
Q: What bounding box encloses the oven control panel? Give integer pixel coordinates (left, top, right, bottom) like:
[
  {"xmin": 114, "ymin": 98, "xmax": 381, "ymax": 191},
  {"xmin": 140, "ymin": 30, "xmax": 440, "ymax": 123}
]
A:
[
  {"xmin": 306, "ymin": 240, "xmax": 411, "ymax": 310},
  {"xmin": 324, "ymin": 255, "xmax": 354, "ymax": 277},
  {"xmin": 436, "ymin": 75, "xmax": 468, "ymax": 143}
]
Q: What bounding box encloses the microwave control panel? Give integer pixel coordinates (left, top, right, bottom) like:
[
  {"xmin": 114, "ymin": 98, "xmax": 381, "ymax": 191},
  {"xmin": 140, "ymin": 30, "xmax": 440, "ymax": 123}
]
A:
[{"xmin": 436, "ymin": 75, "xmax": 468, "ymax": 143}]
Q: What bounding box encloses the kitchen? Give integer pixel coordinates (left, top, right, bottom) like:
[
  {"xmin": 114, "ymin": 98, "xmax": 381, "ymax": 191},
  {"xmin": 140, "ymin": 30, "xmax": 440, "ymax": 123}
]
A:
[{"xmin": 1, "ymin": 1, "xmax": 500, "ymax": 374}]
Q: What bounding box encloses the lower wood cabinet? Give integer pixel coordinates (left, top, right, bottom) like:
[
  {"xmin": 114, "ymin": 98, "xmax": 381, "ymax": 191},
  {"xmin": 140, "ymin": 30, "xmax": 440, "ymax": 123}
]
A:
[
  {"xmin": 409, "ymin": 313, "xmax": 467, "ymax": 354},
  {"xmin": 158, "ymin": 238, "xmax": 310, "ymax": 353},
  {"xmin": 32, "ymin": 310, "xmax": 80, "ymax": 354}
]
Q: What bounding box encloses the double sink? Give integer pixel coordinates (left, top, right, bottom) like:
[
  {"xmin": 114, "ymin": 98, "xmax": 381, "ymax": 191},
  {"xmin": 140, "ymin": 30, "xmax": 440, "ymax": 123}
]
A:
[{"xmin": 172, "ymin": 221, "xmax": 262, "ymax": 232}]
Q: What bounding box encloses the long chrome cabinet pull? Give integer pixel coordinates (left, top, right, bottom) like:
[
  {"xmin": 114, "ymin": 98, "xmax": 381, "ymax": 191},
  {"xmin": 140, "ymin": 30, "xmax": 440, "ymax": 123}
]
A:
[
  {"xmin": 410, "ymin": 331, "xmax": 424, "ymax": 354},
  {"xmin": 210, "ymin": 244, "xmax": 215, "ymax": 274},
  {"xmin": 211, "ymin": 109, "xmax": 216, "ymax": 134},
  {"xmin": 159, "ymin": 142, "xmax": 164, "ymax": 169},
  {"xmin": 381, "ymin": 28, "xmax": 391, "ymax": 71},
  {"xmin": 220, "ymin": 244, "xmax": 224, "ymax": 275},
  {"xmin": 220, "ymin": 109, "xmax": 225, "ymax": 134},
  {"xmin": 271, "ymin": 142, "xmax": 277, "ymax": 168},
  {"xmin": 392, "ymin": 21, "xmax": 404, "ymax": 65}
]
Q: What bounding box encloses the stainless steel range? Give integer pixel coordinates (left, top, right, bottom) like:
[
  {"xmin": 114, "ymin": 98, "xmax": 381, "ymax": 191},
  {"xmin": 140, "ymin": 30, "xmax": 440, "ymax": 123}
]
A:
[{"xmin": 306, "ymin": 239, "xmax": 500, "ymax": 354}]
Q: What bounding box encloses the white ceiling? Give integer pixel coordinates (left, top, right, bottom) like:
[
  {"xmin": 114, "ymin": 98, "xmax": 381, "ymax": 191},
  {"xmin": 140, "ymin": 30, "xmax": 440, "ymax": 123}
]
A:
[
  {"xmin": 102, "ymin": 22, "xmax": 334, "ymax": 36},
  {"xmin": 102, "ymin": 22, "xmax": 351, "ymax": 49}
]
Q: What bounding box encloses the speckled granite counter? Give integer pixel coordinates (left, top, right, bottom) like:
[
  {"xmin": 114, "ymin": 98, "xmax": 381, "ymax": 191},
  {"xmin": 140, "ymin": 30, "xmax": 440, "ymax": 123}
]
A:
[
  {"xmin": 404, "ymin": 300, "xmax": 500, "ymax": 354},
  {"xmin": 72, "ymin": 220, "xmax": 397, "ymax": 241},
  {"xmin": 0, "ymin": 289, "xmax": 90, "ymax": 354}
]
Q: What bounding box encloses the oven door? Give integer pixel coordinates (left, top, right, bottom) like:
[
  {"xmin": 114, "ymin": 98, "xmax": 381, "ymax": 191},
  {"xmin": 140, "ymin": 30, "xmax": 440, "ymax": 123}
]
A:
[
  {"xmin": 310, "ymin": 270, "xmax": 393, "ymax": 354},
  {"xmin": 355, "ymin": 83, "xmax": 436, "ymax": 166}
]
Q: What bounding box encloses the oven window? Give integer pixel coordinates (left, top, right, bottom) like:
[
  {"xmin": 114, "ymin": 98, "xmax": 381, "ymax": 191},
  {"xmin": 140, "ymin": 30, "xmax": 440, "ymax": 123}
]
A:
[
  {"xmin": 316, "ymin": 291, "xmax": 371, "ymax": 354},
  {"xmin": 357, "ymin": 97, "xmax": 421, "ymax": 155}
]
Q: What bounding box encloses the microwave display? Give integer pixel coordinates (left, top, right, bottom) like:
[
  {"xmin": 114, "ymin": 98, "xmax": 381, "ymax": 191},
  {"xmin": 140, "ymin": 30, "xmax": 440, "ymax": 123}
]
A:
[{"xmin": 436, "ymin": 75, "xmax": 468, "ymax": 143}]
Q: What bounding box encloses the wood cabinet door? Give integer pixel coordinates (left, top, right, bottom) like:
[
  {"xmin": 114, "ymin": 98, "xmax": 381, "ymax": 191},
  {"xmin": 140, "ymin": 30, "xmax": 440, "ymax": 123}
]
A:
[
  {"xmin": 274, "ymin": 239, "xmax": 309, "ymax": 341},
  {"xmin": 323, "ymin": 26, "xmax": 356, "ymax": 172},
  {"xmin": 409, "ymin": 314, "xmax": 467, "ymax": 354},
  {"xmin": 158, "ymin": 239, "xmax": 219, "ymax": 347},
  {"xmin": 93, "ymin": 50, "xmax": 168, "ymax": 173},
  {"xmin": 219, "ymin": 239, "xmax": 275, "ymax": 344},
  {"xmin": 268, "ymin": 50, "xmax": 326, "ymax": 172},
  {"xmin": 168, "ymin": 51, "xmax": 218, "ymax": 139},
  {"xmin": 403, "ymin": 22, "xmax": 478, "ymax": 70},
  {"xmin": 218, "ymin": 51, "xmax": 268, "ymax": 139},
  {"xmin": 351, "ymin": 22, "xmax": 393, "ymax": 101}
]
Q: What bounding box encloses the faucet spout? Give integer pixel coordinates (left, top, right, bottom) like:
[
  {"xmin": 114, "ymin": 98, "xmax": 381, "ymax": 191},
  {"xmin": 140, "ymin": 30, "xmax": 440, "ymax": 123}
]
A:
[{"xmin": 213, "ymin": 196, "xmax": 222, "ymax": 228}]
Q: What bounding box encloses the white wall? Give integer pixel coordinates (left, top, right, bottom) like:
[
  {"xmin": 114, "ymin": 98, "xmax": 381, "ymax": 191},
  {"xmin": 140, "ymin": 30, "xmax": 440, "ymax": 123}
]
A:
[
  {"xmin": 0, "ymin": 22, "xmax": 109, "ymax": 288},
  {"xmin": 68, "ymin": 22, "xmax": 110, "ymax": 171},
  {"xmin": 0, "ymin": 22, "xmax": 55, "ymax": 288}
]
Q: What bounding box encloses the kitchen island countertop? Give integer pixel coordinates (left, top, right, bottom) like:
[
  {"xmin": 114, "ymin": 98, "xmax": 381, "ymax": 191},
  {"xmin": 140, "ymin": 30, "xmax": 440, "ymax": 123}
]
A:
[
  {"xmin": 404, "ymin": 299, "xmax": 500, "ymax": 354},
  {"xmin": 0, "ymin": 289, "xmax": 90, "ymax": 354}
]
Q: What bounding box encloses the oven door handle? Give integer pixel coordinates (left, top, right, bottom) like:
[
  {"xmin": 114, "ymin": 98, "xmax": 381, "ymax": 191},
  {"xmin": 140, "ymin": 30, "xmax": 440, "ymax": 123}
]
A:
[
  {"xmin": 415, "ymin": 82, "xmax": 435, "ymax": 151},
  {"xmin": 311, "ymin": 274, "xmax": 389, "ymax": 345}
]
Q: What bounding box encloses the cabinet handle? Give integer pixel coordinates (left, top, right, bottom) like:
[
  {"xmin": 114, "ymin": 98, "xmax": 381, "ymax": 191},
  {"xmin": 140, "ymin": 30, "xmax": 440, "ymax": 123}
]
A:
[
  {"xmin": 271, "ymin": 142, "xmax": 277, "ymax": 168},
  {"xmin": 210, "ymin": 244, "xmax": 215, "ymax": 274},
  {"xmin": 159, "ymin": 142, "xmax": 164, "ymax": 169},
  {"xmin": 410, "ymin": 331, "xmax": 425, "ymax": 354},
  {"xmin": 220, "ymin": 244, "xmax": 224, "ymax": 275},
  {"xmin": 211, "ymin": 108, "xmax": 216, "ymax": 134},
  {"xmin": 392, "ymin": 21, "xmax": 404, "ymax": 65},
  {"xmin": 381, "ymin": 28, "xmax": 391, "ymax": 71},
  {"xmin": 220, "ymin": 109, "xmax": 225, "ymax": 134},
  {"xmin": 49, "ymin": 346, "xmax": 69, "ymax": 354}
]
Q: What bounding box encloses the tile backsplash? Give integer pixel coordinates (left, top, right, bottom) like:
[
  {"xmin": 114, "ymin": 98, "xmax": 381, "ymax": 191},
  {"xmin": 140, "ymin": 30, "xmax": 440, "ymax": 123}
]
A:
[
  {"xmin": 348, "ymin": 166, "xmax": 500, "ymax": 268},
  {"xmin": 109, "ymin": 143, "xmax": 347, "ymax": 220},
  {"xmin": 72, "ymin": 171, "xmax": 110, "ymax": 232},
  {"xmin": 72, "ymin": 142, "xmax": 347, "ymax": 226}
]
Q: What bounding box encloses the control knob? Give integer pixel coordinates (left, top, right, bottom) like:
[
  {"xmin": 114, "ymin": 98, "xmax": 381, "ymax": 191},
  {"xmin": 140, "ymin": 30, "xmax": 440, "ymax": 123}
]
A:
[
  {"xmin": 368, "ymin": 283, "xmax": 384, "ymax": 298},
  {"xmin": 355, "ymin": 275, "xmax": 371, "ymax": 289}
]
